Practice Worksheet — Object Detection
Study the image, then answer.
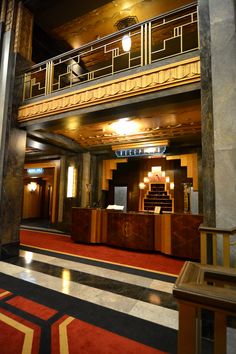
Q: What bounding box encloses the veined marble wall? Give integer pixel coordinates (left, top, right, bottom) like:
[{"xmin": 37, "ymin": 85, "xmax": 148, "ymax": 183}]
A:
[
  {"xmin": 209, "ymin": 0, "xmax": 236, "ymax": 229},
  {"xmin": 199, "ymin": 0, "xmax": 236, "ymax": 228}
]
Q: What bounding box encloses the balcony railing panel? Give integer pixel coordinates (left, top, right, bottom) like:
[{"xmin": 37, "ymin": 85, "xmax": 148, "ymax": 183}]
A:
[
  {"xmin": 199, "ymin": 225, "xmax": 236, "ymax": 268},
  {"xmin": 174, "ymin": 262, "xmax": 236, "ymax": 354},
  {"xmin": 22, "ymin": 4, "xmax": 198, "ymax": 101}
]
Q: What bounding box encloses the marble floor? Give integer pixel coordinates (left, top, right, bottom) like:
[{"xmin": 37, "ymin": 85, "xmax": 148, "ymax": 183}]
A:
[{"xmin": 0, "ymin": 245, "xmax": 179, "ymax": 353}]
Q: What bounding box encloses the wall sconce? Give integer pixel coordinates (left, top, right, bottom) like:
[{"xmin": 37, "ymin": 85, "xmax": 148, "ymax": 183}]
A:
[
  {"xmin": 67, "ymin": 166, "xmax": 76, "ymax": 198},
  {"xmin": 143, "ymin": 177, "xmax": 149, "ymax": 183},
  {"xmin": 148, "ymin": 172, "xmax": 153, "ymax": 178},
  {"xmin": 152, "ymin": 166, "xmax": 162, "ymax": 173},
  {"xmin": 165, "ymin": 176, "xmax": 170, "ymax": 183},
  {"xmin": 139, "ymin": 182, "xmax": 146, "ymax": 190},
  {"xmin": 170, "ymin": 182, "xmax": 175, "ymax": 190},
  {"xmin": 27, "ymin": 182, "xmax": 37, "ymax": 192}
]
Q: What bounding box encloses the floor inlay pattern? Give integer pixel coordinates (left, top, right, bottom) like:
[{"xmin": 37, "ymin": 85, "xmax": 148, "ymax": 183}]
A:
[{"xmin": 0, "ymin": 247, "xmax": 179, "ymax": 353}]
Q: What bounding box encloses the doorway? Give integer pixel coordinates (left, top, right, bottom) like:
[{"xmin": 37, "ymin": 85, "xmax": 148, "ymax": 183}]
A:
[{"xmin": 22, "ymin": 160, "xmax": 60, "ymax": 228}]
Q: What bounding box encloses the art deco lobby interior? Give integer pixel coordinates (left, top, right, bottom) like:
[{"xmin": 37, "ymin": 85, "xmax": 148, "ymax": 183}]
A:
[{"xmin": 0, "ymin": 0, "xmax": 235, "ymax": 353}]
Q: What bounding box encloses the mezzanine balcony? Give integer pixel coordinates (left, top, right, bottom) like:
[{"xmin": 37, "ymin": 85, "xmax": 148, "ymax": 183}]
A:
[{"xmin": 21, "ymin": 3, "xmax": 199, "ymax": 103}]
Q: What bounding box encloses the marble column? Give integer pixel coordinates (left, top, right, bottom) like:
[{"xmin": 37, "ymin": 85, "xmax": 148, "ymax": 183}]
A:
[
  {"xmin": 198, "ymin": 0, "xmax": 216, "ymax": 226},
  {"xmin": 81, "ymin": 152, "xmax": 91, "ymax": 207},
  {"xmin": 60, "ymin": 155, "xmax": 82, "ymax": 233},
  {"xmin": 209, "ymin": 0, "xmax": 236, "ymax": 229},
  {"xmin": 199, "ymin": 0, "xmax": 236, "ymax": 228},
  {"xmin": 0, "ymin": 0, "xmax": 27, "ymax": 259}
]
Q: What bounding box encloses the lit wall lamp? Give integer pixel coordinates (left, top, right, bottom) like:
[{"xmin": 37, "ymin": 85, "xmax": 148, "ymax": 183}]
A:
[
  {"xmin": 152, "ymin": 166, "xmax": 162, "ymax": 173},
  {"xmin": 115, "ymin": 16, "xmax": 138, "ymax": 53},
  {"xmin": 166, "ymin": 176, "xmax": 170, "ymax": 183},
  {"xmin": 27, "ymin": 182, "xmax": 37, "ymax": 192},
  {"xmin": 170, "ymin": 182, "xmax": 175, "ymax": 190},
  {"xmin": 67, "ymin": 166, "xmax": 76, "ymax": 198},
  {"xmin": 139, "ymin": 182, "xmax": 146, "ymax": 190},
  {"xmin": 122, "ymin": 34, "xmax": 131, "ymax": 52},
  {"xmin": 143, "ymin": 177, "xmax": 149, "ymax": 183}
]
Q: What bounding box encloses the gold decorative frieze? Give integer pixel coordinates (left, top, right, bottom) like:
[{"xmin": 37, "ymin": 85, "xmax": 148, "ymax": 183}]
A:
[
  {"xmin": 18, "ymin": 57, "xmax": 200, "ymax": 122},
  {"xmin": 166, "ymin": 153, "xmax": 198, "ymax": 191}
]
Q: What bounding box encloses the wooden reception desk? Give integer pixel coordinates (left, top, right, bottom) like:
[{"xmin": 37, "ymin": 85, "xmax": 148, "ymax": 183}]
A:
[{"xmin": 71, "ymin": 208, "xmax": 203, "ymax": 260}]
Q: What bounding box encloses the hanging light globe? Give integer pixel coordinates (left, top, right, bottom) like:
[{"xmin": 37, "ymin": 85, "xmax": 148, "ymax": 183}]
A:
[{"xmin": 122, "ymin": 34, "xmax": 131, "ymax": 52}]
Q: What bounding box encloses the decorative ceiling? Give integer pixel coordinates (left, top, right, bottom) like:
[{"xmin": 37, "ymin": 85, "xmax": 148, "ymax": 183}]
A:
[
  {"xmin": 51, "ymin": 0, "xmax": 192, "ymax": 49},
  {"xmin": 26, "ymin": 96, "xmax": 201, "ymax": 154}
]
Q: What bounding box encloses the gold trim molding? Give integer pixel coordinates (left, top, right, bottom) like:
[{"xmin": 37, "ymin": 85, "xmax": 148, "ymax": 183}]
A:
[
  {"xmin": 112, "ymin": 140, "xmax": 169, "ymax": 151},
  {"xmin": 18, "ymin": 57, "xmax": 200, "ymax": 122}
]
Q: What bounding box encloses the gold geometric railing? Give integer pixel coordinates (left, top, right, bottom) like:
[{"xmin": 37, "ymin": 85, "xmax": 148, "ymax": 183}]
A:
[
  {"xmin": 22, "ymin": 3, "xmax": 198, "ymax": 101},
  {"xmin": 199, "ymin": 225, "xmax": 236, "ymax": 268}
]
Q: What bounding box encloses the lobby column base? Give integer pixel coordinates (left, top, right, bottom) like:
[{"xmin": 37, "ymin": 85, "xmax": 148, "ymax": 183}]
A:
[{"xmin": 0, "ymin": 241, "xmax": 20, "ymax": 260}]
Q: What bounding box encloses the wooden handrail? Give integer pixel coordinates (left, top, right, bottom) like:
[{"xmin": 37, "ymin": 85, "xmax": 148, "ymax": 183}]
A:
[
  {"xmin": 199, "ymin": 224, "xmax": 236, "ymax": 235},
  {"xmin": 173, "ymin": 261, "xmax": 236, "ymax": 354}
]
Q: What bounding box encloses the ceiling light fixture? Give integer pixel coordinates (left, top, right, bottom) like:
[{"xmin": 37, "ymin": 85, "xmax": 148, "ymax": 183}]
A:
[{"xmin": 111, "ymin": 119, "xmax": 139, "ymax": 135}]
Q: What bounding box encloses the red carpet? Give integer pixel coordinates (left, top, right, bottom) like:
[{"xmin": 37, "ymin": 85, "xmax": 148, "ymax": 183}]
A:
[
  {"xmin": 20, "ymin": 229, "xmax": 184, "ymax": 275},
  {"xmin": 1, "ymin": 282, "xmax": 168, "ymax": 354},
  {"xmin": 0, "ymin": 307, "xmax": 40, "ymax": 354},
  {"xmin": 52, "ymin": 315, "xmax": 166, "ymax": 354}
]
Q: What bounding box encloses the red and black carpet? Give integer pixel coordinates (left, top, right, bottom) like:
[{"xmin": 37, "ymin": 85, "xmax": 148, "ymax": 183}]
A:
[
  {"xmin": 20, "ymin": 229, "xmax": 184, "ymax": 275},
  {"xmin": 0, "ymin": 229, "xmax": 182, "ymax": 353}
]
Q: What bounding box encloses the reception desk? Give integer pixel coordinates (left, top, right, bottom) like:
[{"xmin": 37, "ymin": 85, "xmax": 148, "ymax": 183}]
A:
[{"xmin": 71, "ymin": 208, "xmax": 203, "ymax": 260}]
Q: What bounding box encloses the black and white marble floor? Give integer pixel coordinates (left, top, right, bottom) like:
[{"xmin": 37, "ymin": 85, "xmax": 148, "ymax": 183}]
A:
[{"xmin": 0, "ymin": 245, "xmax": 179, "ymax": 353}]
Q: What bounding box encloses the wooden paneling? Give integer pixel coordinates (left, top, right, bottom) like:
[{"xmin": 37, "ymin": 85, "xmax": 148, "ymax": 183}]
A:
[
  {"xmin": 71, "ymin": 208, "xmax": 102, "ymax": 243},
  {"xmin": 108, "ymin": 158, "xmax": 141, "ymax": 211},
  {"xmin": 22, "ymin": 184, "xmax": 41, "ymax": 219},
  {"xmin": 171, "ymin": 213, "xmax": 203, "ymax": 260},
  {"xmin": 102, "ymin": 158, "xmax": 127, "ymax": 190},
  {"xmin": 167, "ymin": 153, "xmax": 198, "ymax": 190},
  {"xmin": 71, "ymin": 208, "xmax": 92, "ymax": 243},
  {"xmin": 107, "ymin": 212, "xmax": 154, "ymax": 250},
  {"xmin": 24, "ymin": 161, "xmax": 60, "ymax": 223},
  {"xmin": 109, "ymin": 157, "xmax": 194, "ymax": 213},
  {"xmin": 71, "ymin": 208, "xmax": 202, "ymax": 258},
  {"xmin": 154, "ymin": 214, "xmax": 171, "ymax": 254}
]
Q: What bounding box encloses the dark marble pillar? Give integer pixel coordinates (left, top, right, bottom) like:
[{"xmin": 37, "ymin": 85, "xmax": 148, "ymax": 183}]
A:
[
  {"xmin": 59, "ymin": 154, "xmax": 82, "ymax": 233},
  {"xmin": 81, "ymin": 152, "xmax": 91, "ymax": 207},
  {"xmin": 199, "ymin": 0, "xmax": 236, "ymax": 228},
  {"xmin": 90, "ymin": 154, "xmax": 100, "ymax": 207},
  {"xmin": 0, "ymin": 128, "xmax": 26, "ymax": 259},
  {"xmin": 198, "ymin": 0, "xmax": 216, "ymax": 227},
  {"xmin": 0, "ymin": 1, "xmax": 27, "ymax": 259}
]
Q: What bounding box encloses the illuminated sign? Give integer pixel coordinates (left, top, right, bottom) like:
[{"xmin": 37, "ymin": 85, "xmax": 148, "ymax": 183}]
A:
[
  {"xmin": 115, "ymin": 146, "xmax": 167, "ymax": 158},
  {"xmin": 27, "ymin": 168, "xmax": 44, "ymax": 175}
]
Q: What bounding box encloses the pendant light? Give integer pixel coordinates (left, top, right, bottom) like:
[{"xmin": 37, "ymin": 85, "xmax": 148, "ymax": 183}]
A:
[
  {"xmin": 122, "ymin": 34, "xmax": 131, "ymax": 52},
  {"xmin": 115, "ymin": 16, "xmax": 138, "ymax": 53}
]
